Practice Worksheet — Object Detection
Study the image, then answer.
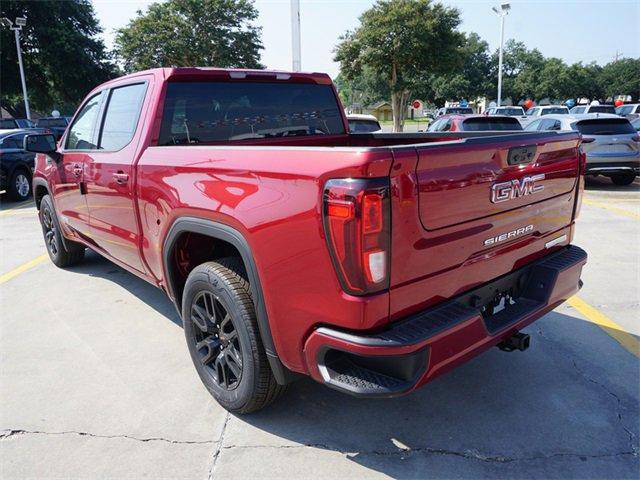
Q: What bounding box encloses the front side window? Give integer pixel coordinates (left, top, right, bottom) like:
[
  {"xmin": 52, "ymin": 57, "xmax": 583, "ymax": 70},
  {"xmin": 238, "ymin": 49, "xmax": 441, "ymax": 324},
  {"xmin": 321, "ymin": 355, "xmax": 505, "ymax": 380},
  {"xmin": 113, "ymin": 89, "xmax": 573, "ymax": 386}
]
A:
[
  {"xmin": 159, "ymin": 81, "xmax": 345, "ymax": 145},
  {"xmin": 99, "ymin": 83, "xmax": 147, "ymax": 151},
  {"xmin": 66, "ymin": 92, "xmax": 104, "ymax": 150}
]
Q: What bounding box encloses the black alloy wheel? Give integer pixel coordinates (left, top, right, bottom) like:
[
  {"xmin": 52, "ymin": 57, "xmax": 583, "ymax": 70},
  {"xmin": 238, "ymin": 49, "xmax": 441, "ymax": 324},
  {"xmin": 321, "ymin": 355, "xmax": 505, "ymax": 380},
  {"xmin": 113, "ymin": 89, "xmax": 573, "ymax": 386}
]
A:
[
  {"xmin": 191, "ymin": 290, "xmax": 243, "ymax": 390},
  {"xmin": 41, "ymin": 205, "xmax": 60, "ymax": 256}
]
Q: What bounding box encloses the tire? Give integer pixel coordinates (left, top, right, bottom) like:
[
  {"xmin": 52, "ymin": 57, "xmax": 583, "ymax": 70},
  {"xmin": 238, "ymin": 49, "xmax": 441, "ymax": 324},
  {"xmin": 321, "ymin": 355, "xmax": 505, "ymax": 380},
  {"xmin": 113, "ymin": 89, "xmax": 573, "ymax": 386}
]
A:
[
  {"xmin": 38, "ymin": 194, "xmax": 85, "ymax": 268},
  {"xmin": 182, "ymin": 258, "xmax": 286, "ymax": 413},
  {"xmin": 611, "ymin": 172, "xmax": 636, "ymax": 186},
  {"xmin": 7, "ymin": 168, "xmax": 31, "ymax": 201}
]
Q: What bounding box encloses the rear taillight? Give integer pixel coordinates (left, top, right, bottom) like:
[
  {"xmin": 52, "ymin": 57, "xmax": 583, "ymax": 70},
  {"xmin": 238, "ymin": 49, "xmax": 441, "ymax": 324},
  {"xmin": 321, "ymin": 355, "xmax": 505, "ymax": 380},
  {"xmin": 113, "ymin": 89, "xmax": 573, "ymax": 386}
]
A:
[
  {"xmin": 631, "ymin": 134, "xmax": 640, "ymax": 142},
  {"xmin": 323, "ymin": 178, "xmax": 390, "ymax": 295}
]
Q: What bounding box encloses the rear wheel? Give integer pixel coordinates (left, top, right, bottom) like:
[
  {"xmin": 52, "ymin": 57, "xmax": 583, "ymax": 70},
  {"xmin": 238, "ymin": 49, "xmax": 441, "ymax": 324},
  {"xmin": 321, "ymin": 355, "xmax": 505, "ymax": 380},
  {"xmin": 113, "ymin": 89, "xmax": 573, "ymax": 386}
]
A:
[
  {"xmin": 182, "ymin": 259, "xmax": 286, "ymax": 413},
  {"xmin": 611, "ymin": 172, "xmax": 636, "ymax": 186},
  {"xmin": 39, "ymin": 194, "xmax": 85, "ymax": 267},
  {"xmin": 7, "ymin": 169, "xmax": 31, "ymax": 201}
]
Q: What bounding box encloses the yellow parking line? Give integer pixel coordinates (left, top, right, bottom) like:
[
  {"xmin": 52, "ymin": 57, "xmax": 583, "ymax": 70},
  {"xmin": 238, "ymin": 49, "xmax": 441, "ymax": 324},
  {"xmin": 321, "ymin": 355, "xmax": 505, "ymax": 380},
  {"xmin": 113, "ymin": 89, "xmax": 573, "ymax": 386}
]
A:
[
  {"xmin": 0, "ymin": 254, "xmax": 49, "ymax": 285},
  {"xmin": 568, "ymin": 296, "xmax": 640, "ymax": 357},
  {"xmin": 582, "ymin": 198, "xmax": 640, "ymax": 220}
]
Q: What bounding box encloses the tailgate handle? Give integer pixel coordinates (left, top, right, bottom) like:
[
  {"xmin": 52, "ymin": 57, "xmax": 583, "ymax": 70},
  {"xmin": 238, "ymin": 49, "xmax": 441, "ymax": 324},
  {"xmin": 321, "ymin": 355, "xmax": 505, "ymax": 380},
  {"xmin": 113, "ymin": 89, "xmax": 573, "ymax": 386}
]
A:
[{"xmin": 508, "ymin": 146, "xmax": 537, "ymax": 165}]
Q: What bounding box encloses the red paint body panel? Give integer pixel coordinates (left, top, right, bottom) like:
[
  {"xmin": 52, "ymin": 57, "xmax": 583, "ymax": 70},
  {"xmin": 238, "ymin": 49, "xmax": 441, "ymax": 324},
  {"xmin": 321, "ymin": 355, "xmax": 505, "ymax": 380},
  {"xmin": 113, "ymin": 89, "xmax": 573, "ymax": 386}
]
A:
[{"xmin": 33, "ymin": 68, "xmax": 586, "ymax": 392}]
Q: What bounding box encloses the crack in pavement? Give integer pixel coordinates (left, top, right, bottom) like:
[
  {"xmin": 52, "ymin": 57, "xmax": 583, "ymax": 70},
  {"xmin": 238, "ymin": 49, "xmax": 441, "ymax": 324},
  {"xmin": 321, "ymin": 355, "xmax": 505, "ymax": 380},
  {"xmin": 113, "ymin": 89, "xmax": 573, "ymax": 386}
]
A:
[
  {"xmin": 217, "ymin": 443, "xmax": 637, "ymax": 463},
  {"xmin": 207, "ymin": 411, "xmax": 231, "ymax": 480},
  {"xmin": 536, "ymin": 325, "xmax": 639, "ymax": 455},
  {"xmin": 0, "ymin": 428, "xmax": 216, "ymax": 445}
]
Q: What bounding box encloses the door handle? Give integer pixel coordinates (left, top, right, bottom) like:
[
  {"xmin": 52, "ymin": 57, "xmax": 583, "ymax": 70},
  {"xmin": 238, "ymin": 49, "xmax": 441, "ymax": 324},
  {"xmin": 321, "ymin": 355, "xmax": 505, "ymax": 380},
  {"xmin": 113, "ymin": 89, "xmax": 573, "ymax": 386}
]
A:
[
  {"xmin": 72, "ymin": 164, "xmax": 83, "ymax": 177},
  {"xmin": 113, "ymin": 171, "xmax": 129, "ymax": 185}
]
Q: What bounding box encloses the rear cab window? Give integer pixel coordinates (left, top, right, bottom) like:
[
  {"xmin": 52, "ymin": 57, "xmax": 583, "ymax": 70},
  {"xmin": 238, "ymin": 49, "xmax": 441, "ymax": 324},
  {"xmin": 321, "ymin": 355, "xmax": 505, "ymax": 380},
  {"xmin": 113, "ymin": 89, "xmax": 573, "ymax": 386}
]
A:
[
  {"xmin": 541, "ymin": 107, "xmax": 569, "ymax": 115},
  {"xmin": 158, "ymin": 81, "xmax": 345, "ymax": 145},
  {"xmin": 37, "ymin": 118, "xmax": 68, "ymax": 127},
  {"xmin": 572, "ymin": 119, "xmax": 635, "ymax": 135},
  {"xmin": 462, "ymin": 117, "xmax": 522, "ymax": 131},
  {"xmin": 349, "ymin": 120, "xmax": 381, "ymax": 133},
  {"xmin": 446, "ymin": 107, "xmax": 473, "ymax": 115},
  {"xmin": 0, "ymin": 119, "xmax": 18, "ymax": 129},
  {"xmin": 588, "ymin": 105, "xmax": 616, "ymax": 114}
]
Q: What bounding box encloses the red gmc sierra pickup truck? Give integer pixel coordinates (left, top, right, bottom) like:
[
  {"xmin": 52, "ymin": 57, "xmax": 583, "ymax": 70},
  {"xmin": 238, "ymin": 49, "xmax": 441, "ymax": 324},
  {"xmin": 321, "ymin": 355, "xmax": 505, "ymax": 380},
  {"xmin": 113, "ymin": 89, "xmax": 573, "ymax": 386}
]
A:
[{"xmin": 26, "ymin": 68, "xmax": 587, "ymax": 413}]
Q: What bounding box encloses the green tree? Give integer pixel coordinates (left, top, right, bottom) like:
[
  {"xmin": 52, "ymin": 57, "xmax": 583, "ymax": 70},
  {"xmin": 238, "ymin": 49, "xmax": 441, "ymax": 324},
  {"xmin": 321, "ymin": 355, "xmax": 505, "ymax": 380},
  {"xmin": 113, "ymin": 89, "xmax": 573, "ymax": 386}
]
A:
[
  {"xmin": 599, "ymin": 58, "xmax": 640, "ymax": 101},
  {"xmin": 1, "ymin": 0, "xmax": 117, "ymax": 117},
  {"xmin": 490, "ymin": 40, "xmax": 544, "ymax": 103},
  {"xmin": 567, "ymin": 62, "xmax": 604, "ymax": 101},
  {"xmin": 334, "ymin": 0, "xmax": 464, "ymax": 131},
  {"xmin": 334, "ymin": 67, "xmax": 390, "ymax": 109},
  {"xmin": 114, "ymin": 0, "xmax": 263, "ymax": 73},
  {"xmin": 428, "ymin": 32, "xmax": 492, "ymax": 104}
]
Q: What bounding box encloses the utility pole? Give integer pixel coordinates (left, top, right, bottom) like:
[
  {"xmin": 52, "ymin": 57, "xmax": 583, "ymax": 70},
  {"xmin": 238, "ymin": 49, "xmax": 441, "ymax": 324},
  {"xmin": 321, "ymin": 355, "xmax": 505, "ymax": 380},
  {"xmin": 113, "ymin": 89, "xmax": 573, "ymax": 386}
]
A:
[
  {"xmin": 290, "ymin": 0, "xmax": 301, "ymax": 72},
  {"xmin": 614, "ymin": 50, "xmax": 623, "ymax": 62},
  {"xmin": 1, "ymin": 17, "xmax": 31, "ymax": 119},
  {"xmin": 492, "ymin": 3, "xmax": 511, "ymax": 108}
]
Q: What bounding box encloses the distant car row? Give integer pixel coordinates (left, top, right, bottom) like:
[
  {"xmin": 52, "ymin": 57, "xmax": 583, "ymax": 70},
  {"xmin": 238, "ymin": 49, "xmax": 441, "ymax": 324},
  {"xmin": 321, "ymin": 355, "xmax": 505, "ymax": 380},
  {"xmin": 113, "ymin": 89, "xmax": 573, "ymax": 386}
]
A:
[
  {"xmin": 345, "ymin": 111, "xmax": 639, "ymax": 187},
  {"xmin": 0, "ymin": 116, "xmax": 71, "ymax": 140},
  {"xmin": 0, "ymin": 128, "xmax": 47, "ymax": 201}
]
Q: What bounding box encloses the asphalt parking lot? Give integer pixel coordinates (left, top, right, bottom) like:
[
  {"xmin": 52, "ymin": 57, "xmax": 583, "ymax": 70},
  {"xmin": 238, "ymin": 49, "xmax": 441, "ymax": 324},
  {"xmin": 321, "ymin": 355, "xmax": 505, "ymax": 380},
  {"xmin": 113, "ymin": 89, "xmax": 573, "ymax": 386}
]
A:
[{"xmin": 1, "ymin": 177, "xmax": 638, "ymax": 479}]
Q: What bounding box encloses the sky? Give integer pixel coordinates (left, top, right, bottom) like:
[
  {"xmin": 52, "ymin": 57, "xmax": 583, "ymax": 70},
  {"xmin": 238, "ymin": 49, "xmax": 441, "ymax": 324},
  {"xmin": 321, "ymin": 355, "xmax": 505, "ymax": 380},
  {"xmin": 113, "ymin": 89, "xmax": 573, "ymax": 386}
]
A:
[{"xmin": 93, "ymin": 0, "xmax": 640, "ymax": 78}]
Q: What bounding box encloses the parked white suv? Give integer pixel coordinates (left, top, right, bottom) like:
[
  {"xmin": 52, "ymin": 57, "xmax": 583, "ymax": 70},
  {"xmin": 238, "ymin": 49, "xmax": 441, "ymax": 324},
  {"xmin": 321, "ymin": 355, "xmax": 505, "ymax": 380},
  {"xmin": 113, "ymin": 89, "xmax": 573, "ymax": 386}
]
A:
[
  {"xmin": 520, "ymin": 105, "xmax": 569, "ymax": 127},
  {"xmin": 570, "ymin": 104, "xmax": 616, "ymax": 115}
]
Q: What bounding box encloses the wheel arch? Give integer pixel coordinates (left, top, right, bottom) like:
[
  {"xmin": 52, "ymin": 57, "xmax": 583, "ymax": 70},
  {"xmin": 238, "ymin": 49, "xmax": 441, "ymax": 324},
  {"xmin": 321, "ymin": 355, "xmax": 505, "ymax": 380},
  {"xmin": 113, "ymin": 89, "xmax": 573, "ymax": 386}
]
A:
[
  {"xmin": 33, "ymin": 177, "xmax": 50, "ymax": 210},
  {"xmin": 162, "ymin": 217, "xmax": 294, "ymax": 385}
]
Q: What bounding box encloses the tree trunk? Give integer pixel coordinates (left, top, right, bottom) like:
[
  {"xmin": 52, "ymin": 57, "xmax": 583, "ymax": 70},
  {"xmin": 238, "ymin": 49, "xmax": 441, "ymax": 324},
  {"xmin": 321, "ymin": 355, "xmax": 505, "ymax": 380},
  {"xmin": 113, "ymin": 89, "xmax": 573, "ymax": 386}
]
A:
[{"xmin": 391, "ymin": 90, "xmax": 411, "ymax": 133}]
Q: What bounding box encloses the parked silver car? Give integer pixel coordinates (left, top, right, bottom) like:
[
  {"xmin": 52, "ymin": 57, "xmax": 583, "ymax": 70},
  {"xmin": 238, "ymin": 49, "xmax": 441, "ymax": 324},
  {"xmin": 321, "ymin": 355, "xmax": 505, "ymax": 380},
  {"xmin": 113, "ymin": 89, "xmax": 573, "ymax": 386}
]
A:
[{"xmin": 526, "ymin": 114, "xmax": 639, "ymax": 185}]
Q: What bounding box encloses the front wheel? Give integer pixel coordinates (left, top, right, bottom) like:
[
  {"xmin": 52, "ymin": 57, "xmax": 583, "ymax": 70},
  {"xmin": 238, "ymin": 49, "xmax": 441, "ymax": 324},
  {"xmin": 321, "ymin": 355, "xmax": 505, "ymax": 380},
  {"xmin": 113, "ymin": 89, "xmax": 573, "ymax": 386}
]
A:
[
  {"xmin": 39, "ymin": 194, "xmax": 85, "ymax": 267},
  {"xmin": 182, "ymin": 259, "xmax": 286, "ymax": 413},
  {"xmin": 611, "ymin": 172, "xmax": 636, "ymax": 186}
]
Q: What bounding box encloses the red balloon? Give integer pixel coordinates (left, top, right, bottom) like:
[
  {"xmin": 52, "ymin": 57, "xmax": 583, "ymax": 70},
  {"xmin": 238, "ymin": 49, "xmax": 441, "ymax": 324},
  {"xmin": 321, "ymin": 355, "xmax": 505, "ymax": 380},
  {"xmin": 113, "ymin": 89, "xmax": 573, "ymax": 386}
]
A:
[
  {"xmin": 524, "ymin": 99, "xmax": 534, "ymax": 110},
  {"xmin": 614, "ymin": 99, "xmax": 624, "ymax": 107}
]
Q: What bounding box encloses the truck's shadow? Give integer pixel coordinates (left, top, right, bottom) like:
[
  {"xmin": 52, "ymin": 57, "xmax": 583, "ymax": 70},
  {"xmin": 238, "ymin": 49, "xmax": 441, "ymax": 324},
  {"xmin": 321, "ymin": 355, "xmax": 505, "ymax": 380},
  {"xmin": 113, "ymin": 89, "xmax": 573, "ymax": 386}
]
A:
[{"xmin": 67, "ymin": 250, "xmax": 639, "ymax": 478}]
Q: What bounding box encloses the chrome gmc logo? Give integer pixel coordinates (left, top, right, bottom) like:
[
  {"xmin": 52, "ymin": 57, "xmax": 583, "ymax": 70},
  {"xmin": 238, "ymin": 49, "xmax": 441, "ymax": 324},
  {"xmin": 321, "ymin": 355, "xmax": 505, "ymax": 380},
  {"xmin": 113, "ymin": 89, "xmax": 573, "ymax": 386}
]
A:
[{"xmin": 491, "ymin": 174, "xmax": 545, "ymax": 203}]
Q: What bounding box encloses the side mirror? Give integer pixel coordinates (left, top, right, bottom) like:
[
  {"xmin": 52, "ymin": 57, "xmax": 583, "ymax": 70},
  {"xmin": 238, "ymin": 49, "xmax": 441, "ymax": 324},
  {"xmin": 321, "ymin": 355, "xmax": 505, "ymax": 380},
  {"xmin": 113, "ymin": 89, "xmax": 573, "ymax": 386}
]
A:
[{"xmin": 24, "ymin": 134, "xmax": 57, "ymax": 154}]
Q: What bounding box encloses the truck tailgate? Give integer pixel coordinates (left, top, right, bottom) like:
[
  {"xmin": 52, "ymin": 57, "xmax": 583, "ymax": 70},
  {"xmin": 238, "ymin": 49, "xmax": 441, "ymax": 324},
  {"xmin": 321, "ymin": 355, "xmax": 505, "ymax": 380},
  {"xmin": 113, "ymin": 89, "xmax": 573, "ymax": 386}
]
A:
[{"xmin": 389, "ymin": 132, "xmax": 582, "ymax": 320}]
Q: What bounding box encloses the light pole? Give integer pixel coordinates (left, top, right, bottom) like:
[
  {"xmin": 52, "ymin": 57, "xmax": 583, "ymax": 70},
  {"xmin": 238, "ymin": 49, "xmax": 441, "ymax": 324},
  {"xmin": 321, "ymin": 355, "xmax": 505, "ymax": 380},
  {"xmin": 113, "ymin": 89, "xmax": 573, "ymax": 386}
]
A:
[
  {"xmin": 492, "ymin": 3, "xmax": 510, "ymax": 108},
  {"xmin": 290, "ymin": 0, "xmax": 301, "ymax": 71},
  {"xmin": 1, "ymin": 16, "xmax": 31, "ymax": 120}
]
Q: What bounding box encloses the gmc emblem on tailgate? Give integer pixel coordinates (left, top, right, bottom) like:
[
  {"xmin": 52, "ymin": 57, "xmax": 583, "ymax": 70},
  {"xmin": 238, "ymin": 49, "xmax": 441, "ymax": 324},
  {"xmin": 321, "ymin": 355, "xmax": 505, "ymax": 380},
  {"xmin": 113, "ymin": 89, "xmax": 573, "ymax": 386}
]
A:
[{"xmin": 491, "ymin": 174, "xmax": 545, "ymax": 204}]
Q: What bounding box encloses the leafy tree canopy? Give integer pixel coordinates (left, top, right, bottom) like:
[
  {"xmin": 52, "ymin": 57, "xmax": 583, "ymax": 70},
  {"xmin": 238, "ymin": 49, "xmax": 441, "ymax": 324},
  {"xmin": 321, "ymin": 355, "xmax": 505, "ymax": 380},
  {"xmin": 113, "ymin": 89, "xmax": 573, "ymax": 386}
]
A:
[
  {"xmin": 114, "ymin": 0, "xmax": 264, "ymax": 73},
  {"xmin": 1, "ymin": 0, "xmax": 117, "ymax": 116},
  {"xmin": 334, "ymin": 0, "xmax": 464, "ymax": 131}
]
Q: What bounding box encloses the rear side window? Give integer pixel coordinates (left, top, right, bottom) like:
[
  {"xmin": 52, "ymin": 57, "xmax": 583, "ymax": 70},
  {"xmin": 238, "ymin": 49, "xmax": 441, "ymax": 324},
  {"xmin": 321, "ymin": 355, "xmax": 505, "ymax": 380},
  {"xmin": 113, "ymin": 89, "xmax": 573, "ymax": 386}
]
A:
[
  {"xmin": 573, "ymin": 119, "xmax": 635, "ymax": 135},
  {"xmin": 66, "ymin": 92, "xmax": 104, "ymax": 150},
  {"xmin": 159, "ymin": 81, "xmax": 345, "ymax": 145},
  {"xmin": 588, "ymin": 105, "xmax": 616, "ymax": 114},
  {"xmin": 99, "ymin": 83, "xmax": 147, "ymax": 151},
  {"xmin": 462, "ymin": 117, "xmax": 522, "ymax": 131},
  {"xmin": 349, "ymin": 120, "xmax": 381, "ymax": 133}
]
